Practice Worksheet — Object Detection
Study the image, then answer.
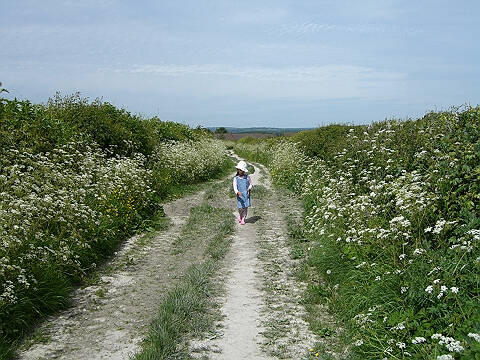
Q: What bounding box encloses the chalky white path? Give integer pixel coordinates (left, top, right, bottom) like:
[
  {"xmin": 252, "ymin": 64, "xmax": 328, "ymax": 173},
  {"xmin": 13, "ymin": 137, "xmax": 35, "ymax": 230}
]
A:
[
  {"xmin": 207, "ymin": 159, "xmax": 273, "ymax": 359},
  {"xmin": 191, "ymin": 155, "xmax": 321, "ymax": 359}
]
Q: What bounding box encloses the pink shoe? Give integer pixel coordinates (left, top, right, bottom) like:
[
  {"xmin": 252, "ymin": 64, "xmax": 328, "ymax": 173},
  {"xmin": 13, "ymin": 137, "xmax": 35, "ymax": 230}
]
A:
[{"xmin": 240, "ymin": 218, "xmax": 246, "ymax": 225}]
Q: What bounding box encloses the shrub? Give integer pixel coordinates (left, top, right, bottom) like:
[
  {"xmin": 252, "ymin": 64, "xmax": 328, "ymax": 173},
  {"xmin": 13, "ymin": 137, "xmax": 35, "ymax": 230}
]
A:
[
  {"xmin": 0, "ymin": 140, "xmax": 158, "ymax": 348},
  {"xmin": 239, "ymin": 106, "xmax": 480, "ymax": 359},
  {"xmin": 151, "ymin": 139, "xmax": 231, "ymax": 197},
  {"xmin": 0, "ymin": 92, "xmax": 231, "ymax": 358}
]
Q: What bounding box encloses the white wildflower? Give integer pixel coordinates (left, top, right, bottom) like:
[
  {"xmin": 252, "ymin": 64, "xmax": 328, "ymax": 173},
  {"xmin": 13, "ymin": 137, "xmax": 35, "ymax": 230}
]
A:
[
  {"xmin": 354, "ymin": 339, "xmax": 363, "ymax": 346},
  {"xmin": 437, "ymin": 355, "xmax": 454, "ymax": 360},
  {"xmin": 412, "ymin": 336, "xmax": 426, "ymax": 344},
  {"xmin": 392, "ymin": 322, "xmax": 406, "ymax": 331},
  {"xmin": 413, "ymin": 248, "xmax": 426, "ymax": 255},
  {"xmin": 468, "ymin": 333, "xmax": 480, "ymax": 342}
]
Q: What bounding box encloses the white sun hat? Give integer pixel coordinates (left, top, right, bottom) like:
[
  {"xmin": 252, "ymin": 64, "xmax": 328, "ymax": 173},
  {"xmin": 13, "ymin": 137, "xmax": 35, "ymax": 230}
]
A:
[{"xmin": 236, "ymin": 160, "xmax": 248, "ymax": 173}]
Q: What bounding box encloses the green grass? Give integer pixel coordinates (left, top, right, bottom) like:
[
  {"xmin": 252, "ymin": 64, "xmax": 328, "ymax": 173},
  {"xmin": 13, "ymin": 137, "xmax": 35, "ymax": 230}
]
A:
[
  {"xmin": 0, "ymin": 92, "xmax": 234, "ymax": 360},
  {"xmin": 133, "ymin": 192, "xmax": 235, "ymax": 359},
  {"xmin": 133, "ymin": 262, "xmax": 217, "ymax": 360},
  {"xmin": 235, "ymin": 106, "xmax": 480, "ymax": 359},
  {"xmin": 251, "ymin": 184, "xmax": 270, "ymax": 199}
]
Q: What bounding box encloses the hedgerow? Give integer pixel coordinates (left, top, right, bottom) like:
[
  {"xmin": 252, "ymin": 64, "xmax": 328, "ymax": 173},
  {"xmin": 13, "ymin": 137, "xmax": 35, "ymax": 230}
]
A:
[
  {"xmin": 0, "ymin": 92, "xmax": 230, "ymax": 358},
  {"xmin": 235, "ymin": 106, "xmax": 480, "ymax": 359}
]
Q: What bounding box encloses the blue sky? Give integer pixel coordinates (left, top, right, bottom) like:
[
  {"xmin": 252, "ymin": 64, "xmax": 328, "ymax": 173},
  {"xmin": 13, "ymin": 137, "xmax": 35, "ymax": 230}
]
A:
[{"xmin": 2, "ymin": 0, "xmax": 479, "ymax": 127}]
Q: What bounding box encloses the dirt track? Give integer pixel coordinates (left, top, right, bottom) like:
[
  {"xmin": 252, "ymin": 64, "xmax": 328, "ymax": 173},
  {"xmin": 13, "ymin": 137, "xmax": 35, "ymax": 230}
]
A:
[
  {"xmin": 19, "ymin": 155, "xmax": 329, "ymax": 360},
  {"xmin": 190, "ymin": 157, "xmax": 318, "ymax": 359},
  {"xmin": 19, "ymin": 191, "xmax": 207, "ymax": 360}
]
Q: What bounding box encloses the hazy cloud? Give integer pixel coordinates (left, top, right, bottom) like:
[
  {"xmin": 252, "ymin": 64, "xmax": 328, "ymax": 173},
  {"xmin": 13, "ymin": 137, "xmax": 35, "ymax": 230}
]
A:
[
  {"xmin": 2, "ymin": 0, "xmax": 479, "ymax": 126},
  {"xmin": 98, "ymin": 63, "xmax": 405, "ymax": 101},
  {"xmin": 269, "ymin": 21, "xmax": 423, "ymax": 38},
  {"xmin": 107, "ymin": 63, "xmax": 403, "ymax": 82}
]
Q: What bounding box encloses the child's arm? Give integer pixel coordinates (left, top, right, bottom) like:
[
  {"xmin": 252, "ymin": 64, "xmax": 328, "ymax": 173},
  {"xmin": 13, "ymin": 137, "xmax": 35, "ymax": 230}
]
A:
[
  {"xmin": 247, "ymin": 175, "xmax": 253, "ymax": 191},
  {"xmin": 233, "ymin": 177, "xmax": 241, "ymax": 196}
]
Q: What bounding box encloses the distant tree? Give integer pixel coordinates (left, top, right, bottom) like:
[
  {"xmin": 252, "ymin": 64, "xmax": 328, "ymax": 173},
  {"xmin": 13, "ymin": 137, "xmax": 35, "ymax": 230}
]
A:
[{"xmin": 215, "ymin": 127, "xmax": 228, "ymax": 134}]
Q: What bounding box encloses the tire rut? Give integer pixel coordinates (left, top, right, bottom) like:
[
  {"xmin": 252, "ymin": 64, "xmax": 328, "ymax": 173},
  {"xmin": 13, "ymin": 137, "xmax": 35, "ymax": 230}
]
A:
[
  {"xmin": 189, "ymin": 157, "xmax": 318, "ymax": 359},
  {"xmin": 18, "ymin": 190, "xmax": 206, "ymax": 360}
]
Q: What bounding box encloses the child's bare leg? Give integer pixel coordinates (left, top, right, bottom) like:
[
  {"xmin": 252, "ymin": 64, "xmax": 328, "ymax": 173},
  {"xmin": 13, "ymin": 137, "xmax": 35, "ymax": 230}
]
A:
[{"xmin": 239, "ymin": 208, "xmax": 247, "ymax": 221}]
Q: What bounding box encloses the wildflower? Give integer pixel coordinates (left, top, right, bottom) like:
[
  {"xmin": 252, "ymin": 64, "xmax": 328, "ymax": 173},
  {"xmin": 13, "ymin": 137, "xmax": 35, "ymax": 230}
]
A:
[
  {"xmin": 401, "ymin": 286, "xmax": 408, "ymax": 294},
  {"xmin": 396, "ymin": 342, "xmax": 406, "ymax": 349},
  {"xmin": 413, "ymin": 248, "xmax": 426, "ymax": 255},
  {"xmin": 392, "ymin": 322, "xmax": 406, "ymax": 331},
  {"xmin": 326, "ymin": 269, "xmax": 331, "ymax": 275},
  {"xmin": 354, "ymin": 339, "xmax": 363, "ymax": 346},
  {"xmin": 468, "ymin": 333, "xmax": 480, "ymax": 342},
  {"xmin": 437, "ymin": 355, "xmax": 454, "ymax": 360},
  {"xmin": 450, "ymin": 287, "xmax": 459, "ymax": 294},
  {"xmin": 432, "ymin": 219, "xmax": 447, "ymax": 234},
  {"xmin": 412, "ymin": 337, "xmax": 426, "ymax": 344},
  {"xmin": 432, "ymin": 333, "xmax": 464, "ymax": 352}
]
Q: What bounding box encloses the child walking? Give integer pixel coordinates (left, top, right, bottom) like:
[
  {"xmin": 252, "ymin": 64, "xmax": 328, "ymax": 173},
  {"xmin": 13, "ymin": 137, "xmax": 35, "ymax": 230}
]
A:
[{"xmin": 233, "ymin": 160, "xmax": 252, "ymax": 225}]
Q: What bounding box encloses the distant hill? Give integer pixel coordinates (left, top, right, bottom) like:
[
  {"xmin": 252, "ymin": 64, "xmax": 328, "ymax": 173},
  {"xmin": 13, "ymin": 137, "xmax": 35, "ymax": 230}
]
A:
[{"xmin": 208, "ymin": 127, "xmax": 312, "ymax": 135}]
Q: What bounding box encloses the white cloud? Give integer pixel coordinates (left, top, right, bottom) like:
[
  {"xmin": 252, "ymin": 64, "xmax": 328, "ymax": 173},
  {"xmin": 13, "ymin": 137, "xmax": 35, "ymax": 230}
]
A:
[
  {"xmin": 99, "ymin": 63, "xmax": 405, "ymax": 100},
  {"xmin": 106, "ymin": 63, "xmax": 402, "ymax": 82},
  {"xmin": 269, "ymin": 21, "xmax": 423, "ymax": 38}
]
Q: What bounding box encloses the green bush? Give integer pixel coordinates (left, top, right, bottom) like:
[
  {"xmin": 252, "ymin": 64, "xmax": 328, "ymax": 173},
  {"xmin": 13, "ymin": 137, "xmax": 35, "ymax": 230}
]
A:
[
  {"xmin": 0, "ymin": 92, "xmax": 230, "ymax": 358},
  {"xmin": 0, "ymin": 93, "xmax": 199, "ymax": 158},
  {"xmin": 239, "ymin": 106, "xmax": 480, "ymax": 359},
  {"xmin": 292, "ymin": 124, "xmax": 361, "ymax": 160}
]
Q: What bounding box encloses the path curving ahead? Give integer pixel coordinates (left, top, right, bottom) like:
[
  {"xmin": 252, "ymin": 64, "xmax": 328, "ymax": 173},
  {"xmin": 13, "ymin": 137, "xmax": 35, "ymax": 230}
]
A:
[
  {"xmin": 190, "ymin": 156, "xmax": 319, "ymax": 359},
  {"xmin": 19, "ymin": 154, "xmax": 331, "ymax": 360},
  {"xmin": 209, "ymin": 160, "xmax": 272, "ymax": 360}
]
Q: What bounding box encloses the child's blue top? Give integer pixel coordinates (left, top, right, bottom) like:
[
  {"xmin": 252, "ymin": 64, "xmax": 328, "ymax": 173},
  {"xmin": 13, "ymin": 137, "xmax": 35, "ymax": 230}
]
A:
[{"xmin": 234, "ymin": 175, "xmax": 251, "ymax": 208}]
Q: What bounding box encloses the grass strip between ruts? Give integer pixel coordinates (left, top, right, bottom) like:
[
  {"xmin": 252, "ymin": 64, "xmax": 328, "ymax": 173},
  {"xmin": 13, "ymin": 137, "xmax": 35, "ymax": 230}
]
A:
[{"xmin": 132, "ymin": 203, "xmax": 234, "ymax": 360}]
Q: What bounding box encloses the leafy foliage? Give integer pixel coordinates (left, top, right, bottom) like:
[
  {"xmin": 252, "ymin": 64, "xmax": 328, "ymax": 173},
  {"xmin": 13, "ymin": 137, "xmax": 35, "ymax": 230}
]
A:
[
  {"xmin": 236, "ymin": 106, "xmax": 480, "ymax": 359},
  {"xmin": 0, "ymin": 93, "xmax": 231, "ymax": 358},
  {"xmin": 0, "ymin": 92, "xmax": 198, "ymax": 157}
]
